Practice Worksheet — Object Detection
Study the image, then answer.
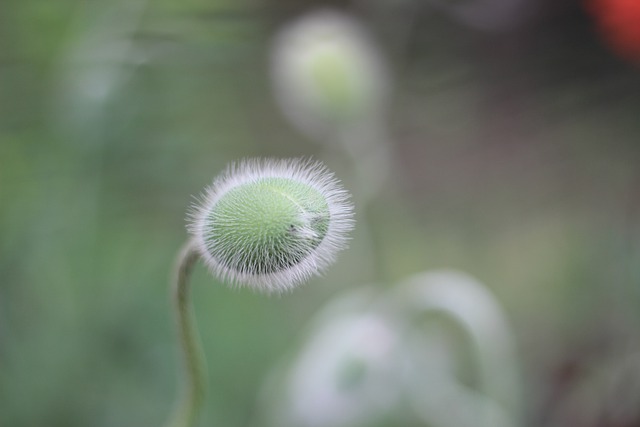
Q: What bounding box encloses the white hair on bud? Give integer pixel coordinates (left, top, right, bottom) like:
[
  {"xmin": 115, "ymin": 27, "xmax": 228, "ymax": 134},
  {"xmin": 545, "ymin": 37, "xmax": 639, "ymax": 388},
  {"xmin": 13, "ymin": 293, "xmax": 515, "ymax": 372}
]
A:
[{"xmin": 188, "ymin": 158, "xmax": 354, "ymax": 293}]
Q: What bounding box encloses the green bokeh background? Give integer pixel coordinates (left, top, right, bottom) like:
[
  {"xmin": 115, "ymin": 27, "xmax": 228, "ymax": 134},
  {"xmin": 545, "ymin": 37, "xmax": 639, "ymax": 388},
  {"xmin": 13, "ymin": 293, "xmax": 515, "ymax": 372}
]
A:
[{"xmin": 2, "ymin": 0, "xmax": 640, "ymax": 426}]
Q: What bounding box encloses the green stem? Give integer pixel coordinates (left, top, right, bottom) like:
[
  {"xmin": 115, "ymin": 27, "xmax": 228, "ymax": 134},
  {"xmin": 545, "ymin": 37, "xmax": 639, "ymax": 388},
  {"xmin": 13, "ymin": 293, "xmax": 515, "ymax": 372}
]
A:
[{"xmin": 166, "ymin": 239, "xmax": 207, "ymax": 427}]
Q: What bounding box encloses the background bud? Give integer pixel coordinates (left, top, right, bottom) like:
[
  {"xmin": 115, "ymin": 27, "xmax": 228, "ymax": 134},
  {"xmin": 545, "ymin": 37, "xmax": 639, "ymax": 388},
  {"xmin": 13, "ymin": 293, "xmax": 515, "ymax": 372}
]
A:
[{"xmin": 270, "ymin": 9, "xmax": 389, "ymax": 139}]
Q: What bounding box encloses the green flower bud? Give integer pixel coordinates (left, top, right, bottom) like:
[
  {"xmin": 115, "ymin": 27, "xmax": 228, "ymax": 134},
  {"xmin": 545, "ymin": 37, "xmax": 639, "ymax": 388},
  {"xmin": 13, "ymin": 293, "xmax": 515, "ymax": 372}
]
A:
[{"xmin": 189, "ymin": 159, "xmax": 354, "ymax": 293}]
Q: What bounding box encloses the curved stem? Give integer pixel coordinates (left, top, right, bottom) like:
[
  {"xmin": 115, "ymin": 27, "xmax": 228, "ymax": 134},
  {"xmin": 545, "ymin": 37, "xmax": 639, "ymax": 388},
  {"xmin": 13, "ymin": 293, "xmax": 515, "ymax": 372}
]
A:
[
  {"xmin": 166, "ymin": 239, "xmax": 207, "ymax": 427},
  {"xmin": 395, "ymin": 271, "xmax": 522, "ymax": 427}
]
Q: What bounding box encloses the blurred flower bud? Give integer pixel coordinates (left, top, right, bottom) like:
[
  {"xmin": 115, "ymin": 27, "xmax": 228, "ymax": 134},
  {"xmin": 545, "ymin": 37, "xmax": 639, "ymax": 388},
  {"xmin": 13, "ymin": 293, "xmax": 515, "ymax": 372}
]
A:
[
  {"xmin": 271, "ymin": 9, "xmax": 389, "ymax": 139},
  {"xmin": 266, "ymin": 289, "xmax": 407, "ymax": 427},
  {"xmin": 188, "ymin": 158, "xmax": 354, "ymax": 293},
  {"xmin": 261, "ymin": 271, "xmax": 523, "ymax": 427}
]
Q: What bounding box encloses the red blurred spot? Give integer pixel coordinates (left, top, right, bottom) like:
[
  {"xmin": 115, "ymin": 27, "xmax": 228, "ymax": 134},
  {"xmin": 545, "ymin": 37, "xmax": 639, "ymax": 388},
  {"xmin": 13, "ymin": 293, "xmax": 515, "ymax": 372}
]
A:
[{"xmin": 588, "ymin": 0, "xmax": 640, "ymax": 62}]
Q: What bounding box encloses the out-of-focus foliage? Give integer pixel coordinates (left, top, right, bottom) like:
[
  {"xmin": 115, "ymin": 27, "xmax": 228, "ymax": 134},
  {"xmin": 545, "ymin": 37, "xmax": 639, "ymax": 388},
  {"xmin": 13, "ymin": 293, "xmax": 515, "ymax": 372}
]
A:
[{"xmin": 2, "ymin": 0, "xmax": 640, "ymax": 426}]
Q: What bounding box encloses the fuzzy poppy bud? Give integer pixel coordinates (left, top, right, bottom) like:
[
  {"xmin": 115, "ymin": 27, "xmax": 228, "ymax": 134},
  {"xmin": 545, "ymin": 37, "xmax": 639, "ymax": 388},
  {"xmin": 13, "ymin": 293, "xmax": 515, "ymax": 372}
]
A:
[{"xmin": 188, "ymin": 158, "xmax": 354, "ymax": 293}]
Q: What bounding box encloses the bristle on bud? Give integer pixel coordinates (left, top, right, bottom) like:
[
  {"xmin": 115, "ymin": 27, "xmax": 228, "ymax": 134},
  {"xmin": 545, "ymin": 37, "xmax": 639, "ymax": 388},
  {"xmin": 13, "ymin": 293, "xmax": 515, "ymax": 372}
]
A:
[{"xmin": 188, "ymin": 158, "xmax": 354, "ymax": 293}]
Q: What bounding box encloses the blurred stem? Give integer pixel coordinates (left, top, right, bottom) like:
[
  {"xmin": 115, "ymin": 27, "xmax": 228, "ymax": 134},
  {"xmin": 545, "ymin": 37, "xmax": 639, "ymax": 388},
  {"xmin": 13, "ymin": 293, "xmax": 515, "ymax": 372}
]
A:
[
  {"xmin": 397, "ymin": 272, "xmax": 522, "ymax": 427},
  {"xmin": 166, "ymin": 239, "xmax": 207, "ymax": 427},
  {"xmin": 337, "ymin": 120, "xmax": 392, "ymax": 282}
]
